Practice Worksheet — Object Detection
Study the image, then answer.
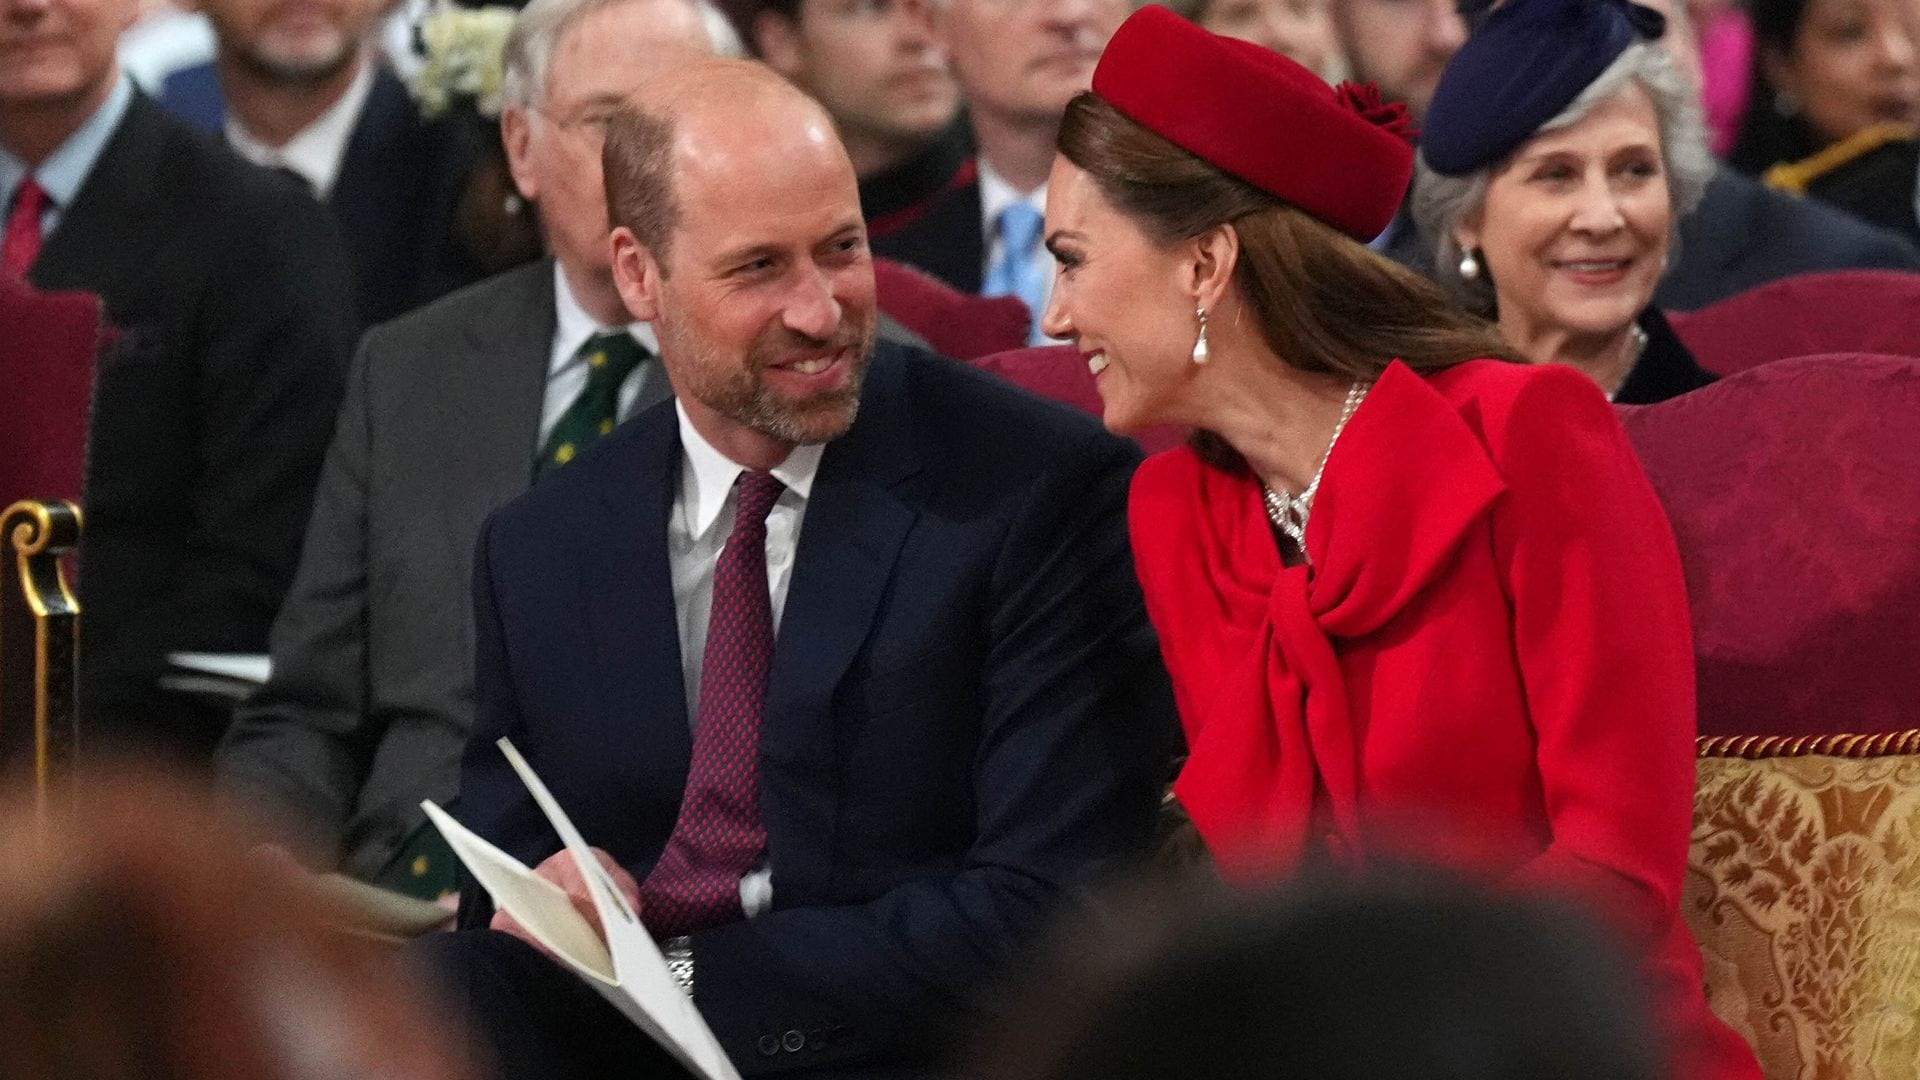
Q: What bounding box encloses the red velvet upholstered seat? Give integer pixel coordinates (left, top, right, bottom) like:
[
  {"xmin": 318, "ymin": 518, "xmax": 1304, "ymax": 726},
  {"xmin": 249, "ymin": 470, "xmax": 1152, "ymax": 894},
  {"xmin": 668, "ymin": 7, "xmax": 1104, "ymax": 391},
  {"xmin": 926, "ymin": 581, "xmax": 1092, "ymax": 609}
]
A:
[
  {"xmin": 873, "ymin": 257, "xmax": 1031, "ymax": 361},
  {"xmin": 1617, "ymin": 354, "xmax": 1920, "ymax": 737},
  {"xmin": 969, "ymin": 345, "xmax": 1187, "ymax": 454},
  {"xmin": 1667, "ymin": 270, "xmax": 1920, "ymax": 376},
  {"xmin": 0, "ymin": 275, "xmax": 101, "ymax": 510}
]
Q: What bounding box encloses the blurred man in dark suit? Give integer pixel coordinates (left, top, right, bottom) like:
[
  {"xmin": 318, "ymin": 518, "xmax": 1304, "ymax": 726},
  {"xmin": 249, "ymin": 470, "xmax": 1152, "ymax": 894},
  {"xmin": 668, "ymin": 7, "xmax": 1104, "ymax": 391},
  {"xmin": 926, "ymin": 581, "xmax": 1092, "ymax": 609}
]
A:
[
  {"xmin": 214, "ymin": 0, "xmax": 715, "ymax": 895},
  {"xmin": 415, "ymin": 58, "xmax": 1176, "ymax": 1079},
  {"xmin": 158, "ymin": 0, "xmax": 486, "ymax": 326},
  {"xmin": 874, "ymin": 0, "xmax": 1126, "ymax": 343},
  {"xmin": 1, "ymin": 0, "xmax": 355, "ymax": 757}
]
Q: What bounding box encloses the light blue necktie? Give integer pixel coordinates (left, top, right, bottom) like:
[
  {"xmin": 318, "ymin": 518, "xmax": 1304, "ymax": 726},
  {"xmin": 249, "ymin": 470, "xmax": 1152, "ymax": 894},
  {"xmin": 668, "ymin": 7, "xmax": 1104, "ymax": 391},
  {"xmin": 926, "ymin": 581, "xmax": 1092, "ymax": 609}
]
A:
[{"xmin": 984, "ymin": 202, "xmax": 1050, "ymax": 345}]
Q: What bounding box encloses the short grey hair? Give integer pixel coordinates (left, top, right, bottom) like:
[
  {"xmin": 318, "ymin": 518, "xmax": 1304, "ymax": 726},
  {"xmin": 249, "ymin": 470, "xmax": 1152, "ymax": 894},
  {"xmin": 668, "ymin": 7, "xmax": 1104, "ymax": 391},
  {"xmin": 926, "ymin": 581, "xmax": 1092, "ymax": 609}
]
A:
[
  {"xmin": 1411, "ymin": 42, "xmax": 1714, "ymax": 315},
  {"xmin": 501, "ymin": 0, "xmax": 732, "ymax": 109}
]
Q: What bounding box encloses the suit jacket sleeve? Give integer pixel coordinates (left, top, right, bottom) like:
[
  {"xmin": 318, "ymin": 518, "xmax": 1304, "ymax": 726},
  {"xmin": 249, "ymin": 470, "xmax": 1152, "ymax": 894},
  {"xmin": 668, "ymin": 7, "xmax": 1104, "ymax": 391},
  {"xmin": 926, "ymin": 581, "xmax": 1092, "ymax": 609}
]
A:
[
  {"xmin": 1489, "ymin": 366, "xmax": 1697, "ymax": 945},
  {"xmin": 88, "ymin": 187, "xmax": 355, "ymax": 710},
  {"xmin": 689, "ymin": 433, "xmax": 1175, "ymax": 1072},
  {"xmin": 215, "ymin": 328, "xmax": 382, "ymax": 859}
]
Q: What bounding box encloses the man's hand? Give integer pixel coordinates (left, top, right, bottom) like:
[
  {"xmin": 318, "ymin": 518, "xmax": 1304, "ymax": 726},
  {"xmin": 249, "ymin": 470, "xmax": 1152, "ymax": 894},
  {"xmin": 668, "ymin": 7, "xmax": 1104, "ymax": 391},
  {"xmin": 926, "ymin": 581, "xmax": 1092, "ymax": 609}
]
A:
[{"xmin": 490, "ymin": 847, "xmax": 642, "ymax": 957}]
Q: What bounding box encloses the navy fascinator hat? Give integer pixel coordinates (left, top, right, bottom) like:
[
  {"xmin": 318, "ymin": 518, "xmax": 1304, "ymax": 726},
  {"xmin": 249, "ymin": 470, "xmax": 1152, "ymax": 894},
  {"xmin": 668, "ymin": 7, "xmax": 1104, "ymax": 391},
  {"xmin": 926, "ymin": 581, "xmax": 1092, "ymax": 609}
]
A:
[{"xmin": 1421, "ymin": 0, "xmax": 1667, "ymax": 176}]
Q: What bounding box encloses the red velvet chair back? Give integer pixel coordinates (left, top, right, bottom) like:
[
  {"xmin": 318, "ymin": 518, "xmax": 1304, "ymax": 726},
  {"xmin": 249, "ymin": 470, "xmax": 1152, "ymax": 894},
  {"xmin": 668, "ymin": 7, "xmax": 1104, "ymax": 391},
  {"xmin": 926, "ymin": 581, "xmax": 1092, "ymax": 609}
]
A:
[
  {"xmin": 873, "ymin": 257, "xmax": 1031, "ymax": 361},
  {"xmin": 970, "ymin": 346, "xmax": 1188, "ymax": 454},
  {"xmin": 1617, "ymin": 354, "xmax": 1920, "ymax": 737},
  {"xmin": 0, "ymin": 275, "xmax": 101, "ymax": 510},
  {"xmin": 1667, "ymin": 270, "xmax": 1920, "ymax": 376}
]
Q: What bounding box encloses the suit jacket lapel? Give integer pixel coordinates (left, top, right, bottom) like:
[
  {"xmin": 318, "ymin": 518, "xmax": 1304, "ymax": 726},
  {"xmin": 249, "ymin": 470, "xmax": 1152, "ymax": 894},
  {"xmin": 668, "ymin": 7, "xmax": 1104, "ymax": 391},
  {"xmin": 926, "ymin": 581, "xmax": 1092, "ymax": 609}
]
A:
[
  {"xmin": 761, "ymin": 348, "xmax": 923, "ymax": 771},
  {"xmin": 435, "ymin": 260, "xmax": 556, "ymax": 565},
  {"xmin": 31, "ymin": 93, "xmax": 170, "ymax": 303},
  {"xmin": 588, "ymin": 409, "xmax": 693, "ymax": 783}
]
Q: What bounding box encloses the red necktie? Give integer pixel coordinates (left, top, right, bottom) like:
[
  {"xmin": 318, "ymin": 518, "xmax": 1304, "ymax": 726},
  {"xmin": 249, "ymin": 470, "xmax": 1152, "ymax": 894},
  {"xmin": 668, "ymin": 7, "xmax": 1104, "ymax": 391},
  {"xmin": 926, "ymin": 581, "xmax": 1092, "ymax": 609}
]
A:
[
  {"xmin": 641, "ymin": 469, "xmax": 785, "ymax": 936},
  {"xmin": 3, "ymin": 179, "xmax": 49, "ymax": 279}
]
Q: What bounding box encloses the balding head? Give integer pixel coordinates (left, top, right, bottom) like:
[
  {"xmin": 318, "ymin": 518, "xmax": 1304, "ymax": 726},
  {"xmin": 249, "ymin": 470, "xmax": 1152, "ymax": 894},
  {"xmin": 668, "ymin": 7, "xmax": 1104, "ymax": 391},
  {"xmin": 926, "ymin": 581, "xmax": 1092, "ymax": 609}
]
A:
[
  {"xmin": 604, "ymin": 57, "xmax": 876, "ymax": 469},
  {"xmin": 604, "ymin": 58, "xmax": 851, "ymax": 267}
]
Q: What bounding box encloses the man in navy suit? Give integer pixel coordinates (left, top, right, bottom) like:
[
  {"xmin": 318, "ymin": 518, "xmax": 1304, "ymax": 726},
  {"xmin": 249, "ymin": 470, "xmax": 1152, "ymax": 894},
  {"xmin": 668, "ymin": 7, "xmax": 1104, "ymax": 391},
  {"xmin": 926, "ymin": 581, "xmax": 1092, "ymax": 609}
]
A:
[
  {"xmin": 416, "ymin": 58, "xmax": 1177, "ymax": 1079},
  {"xmin": 158, "ymin": 0, "xmax": 483, "ymax": 326}
]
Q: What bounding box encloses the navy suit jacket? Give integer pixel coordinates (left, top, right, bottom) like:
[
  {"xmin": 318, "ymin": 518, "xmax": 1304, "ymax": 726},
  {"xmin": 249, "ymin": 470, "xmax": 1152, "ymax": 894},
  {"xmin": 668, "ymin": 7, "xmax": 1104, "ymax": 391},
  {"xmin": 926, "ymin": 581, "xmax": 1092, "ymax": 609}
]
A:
[
  {"xmin": 159, "ymin": 62, "xmax": 485, "ymax": 327},
  {"xmin": 458, "ymin": 344, "xmax": 1178, "ymax": 1075}
]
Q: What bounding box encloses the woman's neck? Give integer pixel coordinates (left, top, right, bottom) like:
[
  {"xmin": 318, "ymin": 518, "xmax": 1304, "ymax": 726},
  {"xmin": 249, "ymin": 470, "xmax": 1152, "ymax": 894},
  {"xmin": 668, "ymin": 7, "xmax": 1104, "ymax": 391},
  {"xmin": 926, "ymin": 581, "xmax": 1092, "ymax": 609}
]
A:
[
  {"xmin": 1503, "ymin": 316, "xmax": 1640, "ymax": 396},
  {"xmin": 1180, "ymin": 340, "xmax": 1359, "ymax": 496}
]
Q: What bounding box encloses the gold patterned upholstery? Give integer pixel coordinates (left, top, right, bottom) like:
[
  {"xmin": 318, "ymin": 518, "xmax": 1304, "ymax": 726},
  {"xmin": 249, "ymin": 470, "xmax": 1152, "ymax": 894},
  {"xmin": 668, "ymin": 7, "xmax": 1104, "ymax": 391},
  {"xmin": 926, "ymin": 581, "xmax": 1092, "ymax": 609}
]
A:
[
  {"xmin": 1686, "ymin": 733, "xmax": 1920, "ymax": 1078},
  {"xmin": 0, "ymin": 500, "xmax": 80, "ymax": 807}
]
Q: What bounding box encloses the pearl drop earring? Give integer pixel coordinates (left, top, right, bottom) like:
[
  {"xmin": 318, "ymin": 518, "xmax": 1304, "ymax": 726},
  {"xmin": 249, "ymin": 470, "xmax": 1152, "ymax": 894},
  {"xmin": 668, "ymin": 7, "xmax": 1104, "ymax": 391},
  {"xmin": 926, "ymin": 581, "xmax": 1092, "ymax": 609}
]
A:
[
  {"xmin": 1191, "ymin": 307, "xmax": 1210, "ymax": 365},
  {"xmin": 1459, "ymin": 248, "xmax": 1481, "ymax": 280}
]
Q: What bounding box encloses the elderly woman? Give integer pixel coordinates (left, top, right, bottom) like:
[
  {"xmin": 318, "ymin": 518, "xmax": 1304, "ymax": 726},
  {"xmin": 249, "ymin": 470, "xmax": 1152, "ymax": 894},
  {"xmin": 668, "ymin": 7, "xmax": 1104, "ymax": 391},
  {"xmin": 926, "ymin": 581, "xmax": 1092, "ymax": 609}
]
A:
[
  {"xmin": 1413, "ymin": 0, "xmax": 1718, "ymax": 402},
  {"xmin": 1041, "ymin": 6, "xmax": 1761, "ymax": 1078},
  {"xmin": 1165, "ymin": 0, "xmax": 1350, "ymax": 82}
]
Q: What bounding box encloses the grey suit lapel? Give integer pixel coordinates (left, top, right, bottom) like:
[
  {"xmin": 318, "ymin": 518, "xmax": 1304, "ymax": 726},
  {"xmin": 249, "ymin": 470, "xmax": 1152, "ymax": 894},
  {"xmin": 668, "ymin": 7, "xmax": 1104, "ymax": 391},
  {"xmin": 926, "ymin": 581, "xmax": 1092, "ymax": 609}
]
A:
[{"xmin": 434, "ymin": 260, "xmax": 557, "ymax": 564}]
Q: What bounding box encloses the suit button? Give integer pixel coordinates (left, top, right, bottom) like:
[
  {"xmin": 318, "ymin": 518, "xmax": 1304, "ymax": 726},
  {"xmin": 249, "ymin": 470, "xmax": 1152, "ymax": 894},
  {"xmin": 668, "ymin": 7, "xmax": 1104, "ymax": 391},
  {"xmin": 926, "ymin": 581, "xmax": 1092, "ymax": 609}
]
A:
[
  {"xmin": 757, "ymin": 1035, "xmax": 781, "ymax": 1058},
  {"xmin": 782, "ymin": 1030, "xmax": 805, "ymax": 1053}
]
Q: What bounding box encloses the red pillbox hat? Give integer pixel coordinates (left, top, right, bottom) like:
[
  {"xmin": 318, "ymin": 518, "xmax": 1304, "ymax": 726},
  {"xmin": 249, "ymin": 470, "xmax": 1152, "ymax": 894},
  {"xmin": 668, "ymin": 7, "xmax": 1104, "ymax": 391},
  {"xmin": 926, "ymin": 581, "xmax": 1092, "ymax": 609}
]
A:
[{"xmin": 1090, "ymin": 5, "xmax": 1416, "ymax": 241}]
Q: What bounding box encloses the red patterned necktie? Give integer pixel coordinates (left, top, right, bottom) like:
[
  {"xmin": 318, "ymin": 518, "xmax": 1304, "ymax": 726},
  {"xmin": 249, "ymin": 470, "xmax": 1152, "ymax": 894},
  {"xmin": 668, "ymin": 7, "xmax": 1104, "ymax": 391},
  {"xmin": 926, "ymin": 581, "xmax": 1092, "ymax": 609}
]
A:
[
  {"xmin": 3, "ymin": 179, "xmax": 49, "ymax": 279},
  {"xmin": 641, "ymin": 469, "xmax": 786, "ymax": 936}
]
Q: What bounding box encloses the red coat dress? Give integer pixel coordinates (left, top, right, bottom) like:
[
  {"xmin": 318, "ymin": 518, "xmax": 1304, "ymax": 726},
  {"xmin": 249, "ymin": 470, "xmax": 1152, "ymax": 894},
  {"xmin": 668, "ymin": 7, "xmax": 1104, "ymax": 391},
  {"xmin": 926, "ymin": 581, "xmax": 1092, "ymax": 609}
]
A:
[{"xmin": 1130, "ymin": 359, "xmax": 1760, "ymax": 1080}]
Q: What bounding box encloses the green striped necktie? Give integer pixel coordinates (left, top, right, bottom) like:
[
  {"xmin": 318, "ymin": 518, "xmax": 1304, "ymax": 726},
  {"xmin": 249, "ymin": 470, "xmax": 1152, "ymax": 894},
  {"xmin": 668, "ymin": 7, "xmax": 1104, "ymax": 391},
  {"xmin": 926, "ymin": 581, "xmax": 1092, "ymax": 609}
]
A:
[{"xmin": 535, "ymin": 330, "xmax": 647, "ymax": 479}]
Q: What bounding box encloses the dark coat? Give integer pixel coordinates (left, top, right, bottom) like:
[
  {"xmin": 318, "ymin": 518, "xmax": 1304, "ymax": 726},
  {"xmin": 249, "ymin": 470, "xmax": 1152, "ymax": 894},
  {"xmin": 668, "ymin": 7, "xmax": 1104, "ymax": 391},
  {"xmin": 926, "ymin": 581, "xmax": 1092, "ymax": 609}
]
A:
[
  {"xmin": 1656, "ymin": 167, "xmax": 1920, "ymax": 311},
  {"xmin": 457, "ymin": 344, "xmax": 1178, "ymax": 1075},
  {"xmin": 159, "ymin": 62, "xmax": 487, "ymax": 327},
  {"xmin": 868, "ymin": 139, "xmax": 985, "ymax": 294},
  {"xmin": 27, "ymin": 91, "xmax": 356, "ymax": 754},
  {"xmin": 1615, "ymin": 306, "xmax": 1716, "ymax": 405}
]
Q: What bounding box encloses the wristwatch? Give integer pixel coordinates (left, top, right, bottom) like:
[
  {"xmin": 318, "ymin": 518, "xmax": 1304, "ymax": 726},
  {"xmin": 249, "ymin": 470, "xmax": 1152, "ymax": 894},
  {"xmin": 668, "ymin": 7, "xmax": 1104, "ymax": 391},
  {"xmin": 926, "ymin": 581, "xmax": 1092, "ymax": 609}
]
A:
[{"xmin": 664, "ymin": 935, "xmax": 695, "ymax": 997}]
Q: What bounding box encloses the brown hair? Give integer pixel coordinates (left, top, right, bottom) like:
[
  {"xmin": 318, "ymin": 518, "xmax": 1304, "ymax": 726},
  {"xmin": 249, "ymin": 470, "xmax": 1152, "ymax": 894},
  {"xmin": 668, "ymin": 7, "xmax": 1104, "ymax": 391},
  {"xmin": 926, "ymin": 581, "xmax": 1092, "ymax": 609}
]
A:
[
  {"xmin": 604, "ymin": 104, "xmax": 684, "ymax": 268},
  {"xmin": 0, "ymin": 771, "xmax": 473, "ymax": 1080},
  {"xmin": 1056, "ymin": 93, "xmax": 1518, "ymax": 463}
]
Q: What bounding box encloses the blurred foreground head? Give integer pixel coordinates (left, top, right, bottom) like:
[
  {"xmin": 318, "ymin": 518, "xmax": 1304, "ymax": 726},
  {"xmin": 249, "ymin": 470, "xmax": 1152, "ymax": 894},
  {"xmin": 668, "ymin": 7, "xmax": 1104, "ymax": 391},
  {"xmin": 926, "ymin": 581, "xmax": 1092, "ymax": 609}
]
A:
[
  {"xmin": 963, "ymin": 869, "xmax": 1660, "ymax": 1080},
  {"xmin": 0, "ymin": 773, "xmax": 471, "ymax": 1080}
]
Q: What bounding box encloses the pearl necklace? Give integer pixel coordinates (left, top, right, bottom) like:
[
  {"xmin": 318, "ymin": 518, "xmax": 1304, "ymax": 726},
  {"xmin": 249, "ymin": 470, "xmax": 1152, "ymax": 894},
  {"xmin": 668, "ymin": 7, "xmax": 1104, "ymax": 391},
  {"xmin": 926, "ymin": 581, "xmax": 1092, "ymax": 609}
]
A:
[{"xmin": 1261, "ymin": 380, "xmax": 1371, "ymax": 559}]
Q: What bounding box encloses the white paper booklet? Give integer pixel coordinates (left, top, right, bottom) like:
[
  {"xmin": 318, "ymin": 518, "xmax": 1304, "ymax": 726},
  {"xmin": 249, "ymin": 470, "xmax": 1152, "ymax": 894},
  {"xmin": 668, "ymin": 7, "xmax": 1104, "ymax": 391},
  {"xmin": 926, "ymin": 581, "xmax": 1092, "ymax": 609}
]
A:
[{"xmin": 422, "ymin": 739, "xmax": 743, "ymax": 1080}]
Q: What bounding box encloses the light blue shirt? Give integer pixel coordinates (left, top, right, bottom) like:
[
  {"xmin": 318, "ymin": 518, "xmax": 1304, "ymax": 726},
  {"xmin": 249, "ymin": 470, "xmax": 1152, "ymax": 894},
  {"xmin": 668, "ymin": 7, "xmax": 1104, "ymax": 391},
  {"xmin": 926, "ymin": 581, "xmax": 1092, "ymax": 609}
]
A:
[{"xmin": 0, "ymin": 74, "xmax": 136, "ymax": 241}]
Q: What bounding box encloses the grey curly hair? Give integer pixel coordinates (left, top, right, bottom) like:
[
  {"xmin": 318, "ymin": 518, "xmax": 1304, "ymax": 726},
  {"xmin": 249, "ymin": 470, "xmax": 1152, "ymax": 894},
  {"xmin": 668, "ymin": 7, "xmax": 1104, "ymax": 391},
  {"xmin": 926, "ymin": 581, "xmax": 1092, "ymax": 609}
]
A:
[{"xmin": 1410, "ymin": 42, "xmax": 1714, "ymax": 315}]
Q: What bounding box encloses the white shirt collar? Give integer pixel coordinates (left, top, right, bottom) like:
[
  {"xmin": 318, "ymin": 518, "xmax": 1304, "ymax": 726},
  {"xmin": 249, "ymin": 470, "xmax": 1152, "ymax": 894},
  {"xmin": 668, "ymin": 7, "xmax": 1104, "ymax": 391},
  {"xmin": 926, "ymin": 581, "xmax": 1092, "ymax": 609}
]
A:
[
  {"xmin": 224, "ymin": 55, "xmax": 376, "ymax": 199},
  {"xmin": 977, "ymin": 157, "xmax": 1047, "ymax": 235},
  {"xmin": 551, "ymin": 260, "xmax": 659, "ymax": 371},
  {"xmin": 674, "ymin": 400, "xmax": 824, "ymax": 541}
]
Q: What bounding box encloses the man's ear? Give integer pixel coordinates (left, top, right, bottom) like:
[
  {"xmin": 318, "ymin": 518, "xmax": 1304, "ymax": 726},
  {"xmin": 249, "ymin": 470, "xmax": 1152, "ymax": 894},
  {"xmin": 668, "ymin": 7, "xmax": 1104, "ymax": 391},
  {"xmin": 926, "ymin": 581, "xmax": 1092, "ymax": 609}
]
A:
[
  {"xmin": 502, "ymin": 106, "xmax": 537, "ymax": 203},
  {"xmin": 611, "ymin": 226, "xmax": 664, "ymax": 322},
  {"xmin": 753, "ymin": 11, "xmax": 805, "ymax": 78},
  {"xmin": 1186, "ymin": 223, "xmax": 1240, "ymax": 313}
]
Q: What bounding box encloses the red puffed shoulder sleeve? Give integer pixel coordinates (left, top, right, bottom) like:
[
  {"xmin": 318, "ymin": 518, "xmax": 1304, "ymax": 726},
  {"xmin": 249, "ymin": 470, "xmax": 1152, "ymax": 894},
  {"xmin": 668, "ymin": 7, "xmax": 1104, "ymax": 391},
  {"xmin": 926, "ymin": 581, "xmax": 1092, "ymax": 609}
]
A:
[{"xmin": 1480, "ymin": 364, "xmax": 1697, "ymax": 944}]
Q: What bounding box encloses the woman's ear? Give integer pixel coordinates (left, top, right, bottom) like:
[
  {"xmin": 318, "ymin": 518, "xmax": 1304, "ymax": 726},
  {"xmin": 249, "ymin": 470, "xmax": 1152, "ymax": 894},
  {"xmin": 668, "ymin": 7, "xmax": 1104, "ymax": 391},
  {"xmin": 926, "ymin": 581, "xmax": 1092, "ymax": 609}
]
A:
[{"xmin": 1187, "ymin": 223, "xmax": 1240, "ymax": 311}]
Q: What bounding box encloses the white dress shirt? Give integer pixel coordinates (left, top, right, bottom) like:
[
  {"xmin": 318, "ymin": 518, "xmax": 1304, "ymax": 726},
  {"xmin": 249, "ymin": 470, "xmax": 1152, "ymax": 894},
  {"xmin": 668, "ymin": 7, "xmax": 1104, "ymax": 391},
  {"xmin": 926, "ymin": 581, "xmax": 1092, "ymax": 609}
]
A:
[
  {"xmin": 224, "ymin": 56, "xmax": 375, "ymax": 200},
  {"xmin": 544, "ymin": 263, "xmax": 663, "ymax": 445},
  {"xmin": 978, "ymin": 158, "xmax": 1061, "ymax": 342},
  {"xmin": 668, "ymin": 402, "xmax": 824, "ymax": 916}
]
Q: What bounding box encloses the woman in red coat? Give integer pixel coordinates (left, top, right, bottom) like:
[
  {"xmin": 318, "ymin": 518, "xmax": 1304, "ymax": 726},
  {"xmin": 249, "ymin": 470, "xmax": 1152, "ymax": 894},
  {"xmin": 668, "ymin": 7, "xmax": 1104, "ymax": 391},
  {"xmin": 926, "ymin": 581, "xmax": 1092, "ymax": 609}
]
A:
[{"xmin": 1039, "ymin": 6, "xmax": 1760, "ymax": 1078}]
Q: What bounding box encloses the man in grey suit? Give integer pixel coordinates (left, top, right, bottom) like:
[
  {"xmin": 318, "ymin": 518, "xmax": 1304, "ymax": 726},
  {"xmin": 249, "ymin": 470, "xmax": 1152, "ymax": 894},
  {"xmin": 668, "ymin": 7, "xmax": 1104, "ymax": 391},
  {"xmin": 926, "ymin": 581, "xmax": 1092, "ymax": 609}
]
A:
[{"xmin": 214, "ymin": 0, "xmax": 717, "ymax": 892}]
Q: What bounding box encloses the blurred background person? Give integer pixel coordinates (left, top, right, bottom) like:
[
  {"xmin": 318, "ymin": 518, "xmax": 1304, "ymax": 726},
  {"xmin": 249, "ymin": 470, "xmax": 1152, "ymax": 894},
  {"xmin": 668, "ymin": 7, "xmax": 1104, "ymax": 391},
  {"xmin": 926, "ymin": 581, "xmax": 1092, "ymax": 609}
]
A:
[
  {"xmin": 1167, "ymin": 0, "xmax": 1349, "ymax": 82},
  {"xmin": 1416, "ymin": 0, "xmax": 1718, "ymax": 401},
  {"xmin": 2, "ymin": 0, "xmax": 356, "ymax": 758},
  {"xmin": 214, "ymin": 0, "xmax": 713, "ymax": 900},
  {"xmin": 735, "ymin": 0, "xmax": 971, "ymax": 234},
  {"xmin": 1329, "ymin": 0, "xmax": 1464, "ymax": 120},
  {"xmin": 0, "ymin": 771, "xmax": 472, "ymax": 1080},
  {"xmin": 964, "ymin": 872, "xmax": 1662, "ymax": 1080},
  {"xmin": 157, "ymin": 0, "xmax": 489, "ymax": 327},
  {"xmin": 1730, "ymin": 0, "xmax": 1920, "ymax": 241},
  {"xmin": 1041, "ymin": 6, "xmax": 1761, "ymax": 1076},
  {"xmin": 876, "ymin": 0, "xmax": 1129, "ymax": 343}
]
